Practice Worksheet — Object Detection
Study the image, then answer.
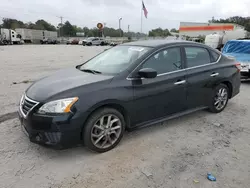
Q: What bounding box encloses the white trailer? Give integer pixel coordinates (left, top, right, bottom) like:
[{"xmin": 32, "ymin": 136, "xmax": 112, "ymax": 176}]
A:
[
  {"xmin": 205, "ymin": 30, "xmax": 247, "ymax": 51},
  {"xmin": 0, "ymin": 28, "xmax": 21, "ymax": 44},
  {"xmin": 15, "ymin": 28, "xmax": 57, "ymax": 43},
  {"xmin": 44, "ymin": 30, "xmax": 57, "ymax": 39}
]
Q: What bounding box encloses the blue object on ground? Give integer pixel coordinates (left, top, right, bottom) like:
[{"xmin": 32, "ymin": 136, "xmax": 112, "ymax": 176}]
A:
[{"xmin": 207, "ymin": 173, "xmax": 216, "ymax": 181}]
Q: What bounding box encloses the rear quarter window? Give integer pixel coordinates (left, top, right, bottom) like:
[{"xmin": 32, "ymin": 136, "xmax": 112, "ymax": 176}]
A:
[{"xmin": 210, "ymin": 50, "xmax": 220, "ymax": 62}]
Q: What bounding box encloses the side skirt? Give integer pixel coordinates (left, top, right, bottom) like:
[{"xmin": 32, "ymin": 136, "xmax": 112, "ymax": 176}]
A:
[{"xmin": 129, "ymin": 106, "xmax": 208, "ymax": 131}]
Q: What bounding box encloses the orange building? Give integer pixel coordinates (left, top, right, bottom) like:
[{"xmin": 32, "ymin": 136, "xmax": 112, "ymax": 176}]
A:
[{"xmin": 179, "ymin": 22, "xmax": 244, "ymax": 37}]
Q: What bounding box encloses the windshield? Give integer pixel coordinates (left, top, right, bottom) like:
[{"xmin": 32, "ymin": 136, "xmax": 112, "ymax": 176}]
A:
[
  {"xmin": 222, "ymin": 40, "xmax": 250, "ymax": 54},
  {"xmin": 86, "ymin": 37, "xmax": 95, "ymax": 41},
  {"xmin": 79, "ymin": 45, "xmax": 151, "ymax": 75}
]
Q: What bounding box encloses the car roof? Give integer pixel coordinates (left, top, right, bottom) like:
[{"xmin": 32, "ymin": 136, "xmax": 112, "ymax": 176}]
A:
[
  {"xmin": 230, "ymin": 39, "xmax": 250, "ymax": 42},
  {"xmin": 121, "ymin": 39, "xmax": 198, "ymax": 48}
]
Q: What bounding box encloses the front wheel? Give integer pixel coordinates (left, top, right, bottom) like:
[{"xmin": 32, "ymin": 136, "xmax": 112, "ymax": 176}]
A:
[
  {"xmin": 83, "ymin": 108, "xmax": 125, "ymax": 153},
  {"xmin": 208, "ymin": 84, "xmax": 229, "ymax": 113}
]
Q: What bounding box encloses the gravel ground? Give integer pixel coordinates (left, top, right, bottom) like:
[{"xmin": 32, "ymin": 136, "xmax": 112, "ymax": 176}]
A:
[{"xmin": 0, "ymin": 45, "xmax": 250, "ymax": 188}]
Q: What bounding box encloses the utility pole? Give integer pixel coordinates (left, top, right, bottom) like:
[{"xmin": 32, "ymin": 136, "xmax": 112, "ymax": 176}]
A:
[
  {"xmin": 60, "ymin": 16, "xmax": 63, "ymax": 38},
  {"xmin": 128, "ymin": 25, "xmax": 130, "ymax": 39},
  {"xmin": 103, "ymin": 23, "xmax": 106, "ymax": 38},
  {"xmin": 119, "ymin": 17, "xmax": 122, "ymax": 37},
  {"xmin": 57, "ymin": 16, "xmax": 63, "ymax": 38}
]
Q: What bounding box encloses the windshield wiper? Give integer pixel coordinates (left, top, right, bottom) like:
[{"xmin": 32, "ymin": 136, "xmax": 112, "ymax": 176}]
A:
[{"xmin": 81, "ymin": 69, "xmax": 102, "ymax": 74}]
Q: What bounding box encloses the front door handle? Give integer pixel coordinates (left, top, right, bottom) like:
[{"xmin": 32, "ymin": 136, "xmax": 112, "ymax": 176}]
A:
[
  {"xmin": 210, "ymin": 72, "xmax": 219, "ymax": 77},
  {"xmin": 174, "ymin": 80, "xmax": 186, "ymax": 85}
]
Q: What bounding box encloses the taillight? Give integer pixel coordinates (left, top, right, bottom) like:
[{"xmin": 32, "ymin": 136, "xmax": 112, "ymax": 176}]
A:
[{"xmin": 235, "ymin": 62, "xmax": 241, "ymax": 72}]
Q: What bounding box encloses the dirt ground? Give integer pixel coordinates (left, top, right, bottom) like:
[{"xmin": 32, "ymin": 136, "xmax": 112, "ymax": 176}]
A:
[{"xmin": 0, "ymin": 45, "xmax": 250, "ymax": 188}]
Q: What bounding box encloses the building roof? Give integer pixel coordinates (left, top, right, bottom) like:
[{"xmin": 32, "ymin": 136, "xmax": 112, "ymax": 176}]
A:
[
  {"xmin": 179, "ymin": 22, "xmax": 245, "ymax": 32},
  {"xmin": 121, "ymin": 39, "xmax": 194, "ymax": 47}
]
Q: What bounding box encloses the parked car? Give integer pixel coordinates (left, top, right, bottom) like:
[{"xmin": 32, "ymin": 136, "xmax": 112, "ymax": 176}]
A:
[
  {"xmin": 66, "ymin": 39, "xmax": 79, "ymax": 45},
  {"xmin": 82, "ymin": 37, "xmax": 106, "ymax": 46},
  {"xmin": 110, "ymin": 42, "xmax": 118, "ymax": 46},
  {"xmin": 40, "ymin": 38, "xmax": 59, "ymax": 44},
  {"xmin": 222, "ymin": 39, "xmax": 250, "ymax": 78},
  {"xmin": 78, "ymin": 39, "xmax": 85, "ymax": 45},
  {"xmin": 18, "ymin": 40, "xmax": 240, "ymax": 153},
  {"xmin": 66, "ymin": 39, "xmax": 73, "ymax": 45}
]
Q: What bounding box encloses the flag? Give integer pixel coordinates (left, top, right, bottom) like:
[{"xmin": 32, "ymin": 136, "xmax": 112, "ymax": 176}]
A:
[{"xmin": 142, "ymin": 1, "xmax": 148, "ymax": 18}]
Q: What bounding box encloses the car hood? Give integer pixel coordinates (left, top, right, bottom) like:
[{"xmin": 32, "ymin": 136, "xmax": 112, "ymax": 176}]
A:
[
  {"xmin": 223, "ymin": 52, "xmax": 250, "ymax": 63},
  {"xmin": 26, "ymin": 68, "xmax": 113, "ymax": 102}
]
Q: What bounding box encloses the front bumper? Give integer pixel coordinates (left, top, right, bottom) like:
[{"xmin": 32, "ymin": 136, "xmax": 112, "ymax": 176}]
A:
[
  {"xmin": 18, "ymin": 108, "xmax": 83, "ymax": 148},
  {"xmin": 240, "ymin": 71, "xmax": 250, "ymax": 78}
]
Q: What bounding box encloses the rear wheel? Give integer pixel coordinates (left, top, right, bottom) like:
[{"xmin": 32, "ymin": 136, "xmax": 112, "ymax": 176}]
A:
[
  {"xmin": 83, "ymin": 108, "xmax": 125, "ymax": 153},
  {"xmin": 208, "ymin": 84, "xmax": 229, "ymax": 113}
]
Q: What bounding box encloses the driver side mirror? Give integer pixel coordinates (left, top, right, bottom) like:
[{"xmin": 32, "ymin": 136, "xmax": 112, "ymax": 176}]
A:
[{"xmin": 138, "ymin": 68, "xmax": 157, "ymax": 79}]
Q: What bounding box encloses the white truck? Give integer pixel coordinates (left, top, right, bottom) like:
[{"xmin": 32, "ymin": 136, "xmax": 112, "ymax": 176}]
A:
[
  {"xmin": 82, "ymin": 37, "xmax": 107, "ymax": 46},
  {"xmin": 15, "ymin": 28, "xmax": 57, "ymax": 43},
  {"xmin": 205, "ymin": 30, "xmax": 247, "ymax": 51},
  {"xmin": 0, "ymin": 28, "xmax": 21, "ymax": 44}
]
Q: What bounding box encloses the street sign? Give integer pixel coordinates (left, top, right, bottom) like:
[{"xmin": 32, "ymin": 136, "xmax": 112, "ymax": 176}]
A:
[{"xmin": 97, "ymin": 23, "xmax": 103, "ymax": 30}]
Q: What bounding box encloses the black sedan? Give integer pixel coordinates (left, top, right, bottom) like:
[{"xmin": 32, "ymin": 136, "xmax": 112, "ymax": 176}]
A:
[
  {"xmin": 18, "ymin": 40, "xmax": 240, "ymax": 152},
  {"xmin": 40, "ymin": 38, "xmax": 59, "ymax": 44}
]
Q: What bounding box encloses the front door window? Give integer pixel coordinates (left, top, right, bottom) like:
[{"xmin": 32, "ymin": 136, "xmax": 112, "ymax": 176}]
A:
[{"xmin": 142, "ymin": 47, "xmax": 182, "ymax": 74}]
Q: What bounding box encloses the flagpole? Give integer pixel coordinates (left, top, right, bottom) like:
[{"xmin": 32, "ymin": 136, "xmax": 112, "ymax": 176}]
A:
[{"xmin": 141, "ymin": 2, "xmax": 143, "ymax": 34}]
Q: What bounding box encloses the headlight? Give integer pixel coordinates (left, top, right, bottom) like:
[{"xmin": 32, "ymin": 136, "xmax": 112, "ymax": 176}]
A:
[{"xmin": 38, "ymin": 97, "xmax": 78, "ymax": 114}]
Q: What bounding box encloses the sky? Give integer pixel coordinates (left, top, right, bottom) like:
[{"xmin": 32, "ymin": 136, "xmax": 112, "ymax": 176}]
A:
[{"xmin": 0, "ymin": 0, "xmax": 250, "ymax": 33}]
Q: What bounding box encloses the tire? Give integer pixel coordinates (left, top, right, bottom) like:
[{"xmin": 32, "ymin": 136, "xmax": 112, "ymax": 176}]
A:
[
  {"xmin": 208, "ymin": 84, "xmax": 229, "ymax": 113},
  {"xmin": 88, "ymin": 42, "xmax": 92, "ymax": 46},
  {"xmin": 83, "ymin": 108, "xmax": 125, "ymax": 153}
]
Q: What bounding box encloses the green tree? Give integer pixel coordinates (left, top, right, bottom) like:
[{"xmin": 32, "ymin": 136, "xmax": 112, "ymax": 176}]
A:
[
  {"xmin": 148, "ymin": 28, "xmax": 171, "ymax": 37},
  {"xmin": 61, "ymin": 21, "xmax": 76, "ymax": 36},
  {"xmin": 0, "ymin": 17, "xmax": 150, "ymax": 38},
  {"xmin": 83, "ymin": 27, "xmax": 90, "ymax": 36},
  {"xmin": 35, "ymin": 20, "xmax": 56, "ymax": 31},
  {"xmin": 170, "ymin": 28, "xmax": 179, "ymax": 33},
  {"xmin": 26, "ymin": 22, "xmax": 39, "ymax": 30},
  {"xmin": 73, "ymin": 26, "xmax": 84, "ymax": 33},
  {"xmin": 209, "ymin": 16, "xmax": 250, "ymax": 32},
  {"xmin": 1, "ymin": 18, "xmax": 25, "ymax": 29}
]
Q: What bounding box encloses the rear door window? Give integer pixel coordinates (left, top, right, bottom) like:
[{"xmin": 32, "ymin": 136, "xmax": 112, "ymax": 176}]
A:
[{"xmin": 184, "ymin": 47, "xmax": 211, "ymax": 68}]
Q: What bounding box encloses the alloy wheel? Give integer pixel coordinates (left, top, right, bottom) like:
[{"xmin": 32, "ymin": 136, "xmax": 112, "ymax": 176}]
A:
[
  {"xmin": 214, "ymin": 87, "xmax": 228, "ymax": 111},
  {"xmin": 91, "ymin": 114, "xmax": 122, "ymax": 149}
]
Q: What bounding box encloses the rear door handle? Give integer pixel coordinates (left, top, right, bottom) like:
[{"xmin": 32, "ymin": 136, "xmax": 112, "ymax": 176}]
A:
[
  {"xmin": 210, "ymin": 72, "xmax": 219, "ymax": 77},
  {"xmin": 174, "ymin": 80, "xmax": 186, "ymax": 85}
]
